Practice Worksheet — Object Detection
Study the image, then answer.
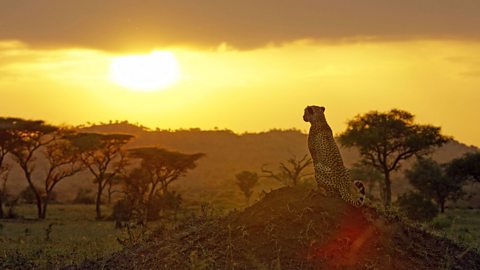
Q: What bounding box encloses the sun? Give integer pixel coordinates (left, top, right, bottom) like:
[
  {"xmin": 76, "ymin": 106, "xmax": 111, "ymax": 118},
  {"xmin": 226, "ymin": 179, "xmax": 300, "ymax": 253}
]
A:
[{"xmin": 109, "ymin": 51, "xmax": 180, "ymax": 92}]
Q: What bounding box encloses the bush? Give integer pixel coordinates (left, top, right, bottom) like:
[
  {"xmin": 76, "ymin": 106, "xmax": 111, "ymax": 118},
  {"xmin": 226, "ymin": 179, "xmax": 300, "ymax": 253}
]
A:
[
  {"xmin": 430, "ymin": 216, "xmax": 453, "ymax": 230},
  {"xmin": 396, "ymin": 192, "xmax": 439, "ymax": 222},
  {"xmin": 18, "ymin": 187, "xmax": 57, "ymax": 204},
  {"xmin": 72, "ymin": 188, "xmax": 95, "ymax": 204},
  {"xmin": 112, "ymin": 190, "xmax": 183, "ymax": 223},
  {"xmin": 148, "ymin": 190, "xmax": 183, "ymax": 220},
  {"xmin": 112, "ymin": 199, "xmax": 134, "ymax": 222},
  {"xmin": 19, "ymin": 187, "xmax": 37, "ymax": 204}
]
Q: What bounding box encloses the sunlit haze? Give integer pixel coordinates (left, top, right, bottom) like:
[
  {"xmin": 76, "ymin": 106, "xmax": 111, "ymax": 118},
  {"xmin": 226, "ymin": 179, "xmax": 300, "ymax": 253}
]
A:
[{"xmin": 1, "ymin": 1, "xmax": 480, "ymax": 147}]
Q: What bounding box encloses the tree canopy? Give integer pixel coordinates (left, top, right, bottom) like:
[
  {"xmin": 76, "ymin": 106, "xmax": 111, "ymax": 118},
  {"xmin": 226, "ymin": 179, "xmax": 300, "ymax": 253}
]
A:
[
  {"xmin": 66, "ymin": 132, "xmax": 133, "ymax": 219},
  {"xmin": 405, "ymin": 158, "xmax": 464, "ymax": 213},
  {"xmin": 339, "ymin": 109, "xmax": 450, "ymax": 206},
  {"xmin": 446, "ymin": 152, "xmax": 480, "ymax": 183},
  {"xmin": 235, "ymin": 170, "xmax": 259, "ymax": 204},
  {"xmin": 6, "ymin": 118, "xmax": 59, "ymax": 218},
  {"xmin": 122, "ymin": 147, "xmax": 204, "ymax": 223},
  {"xmin": 129, "ymin": 147, "xmax": 205, "ymax": 193}
]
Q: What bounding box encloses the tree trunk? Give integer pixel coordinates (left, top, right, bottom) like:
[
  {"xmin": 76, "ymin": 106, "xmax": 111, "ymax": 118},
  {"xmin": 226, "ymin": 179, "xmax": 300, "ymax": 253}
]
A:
[
  {"xmin": 95, "ymin": 180, "xmax": 103, "ymax": 220},
  {"xmin": 40, "ymin": 193, "xmax": 52, "ymax": 219},
  {"xmin": 22, "ymin": 170, "xmax": 42, "ymax": 218},
  {"xmin": 40, "ymin": 202, "xmax": 47, "ymax": 219},
  {"xmin": 440, "ymin": 198, "xmax": 445, "ymax": 213},
  {"xmin": 384, "ymin": 171, "xmax": 392, "ymax": 207}
]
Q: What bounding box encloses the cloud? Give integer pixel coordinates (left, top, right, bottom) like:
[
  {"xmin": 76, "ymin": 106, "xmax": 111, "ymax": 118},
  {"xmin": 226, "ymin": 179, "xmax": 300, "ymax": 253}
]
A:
[{"xmin": 1, "ymin": 0, "xmax": 480, "ymax": 51}]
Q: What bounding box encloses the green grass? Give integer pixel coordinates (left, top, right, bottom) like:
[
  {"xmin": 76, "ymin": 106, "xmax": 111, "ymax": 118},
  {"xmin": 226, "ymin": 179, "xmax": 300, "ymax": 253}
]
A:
[
  {"xmin": 1, "ymin": 204, "xmax": 479, "ymax": 269},
  {"xmin": 0, "ymin": 204, "xmax": 122, "ymax": 269},
  {"xmin": 428, "ymin": 208, "xmax": 480, "ymax": 250}
]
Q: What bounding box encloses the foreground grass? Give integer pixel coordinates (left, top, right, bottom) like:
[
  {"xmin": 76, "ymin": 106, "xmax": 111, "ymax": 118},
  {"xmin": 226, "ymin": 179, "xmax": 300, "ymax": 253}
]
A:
[
  {"xmin": 429, "ymin": 208, "xmax": 480, "ymax": 250},
  {"xmin": 0, "ymin": 203, "xmax": 479, "ymax": 269},
  {"xmin": 0, "ymin": 204, "xmax": 122, "ymax": 269}
]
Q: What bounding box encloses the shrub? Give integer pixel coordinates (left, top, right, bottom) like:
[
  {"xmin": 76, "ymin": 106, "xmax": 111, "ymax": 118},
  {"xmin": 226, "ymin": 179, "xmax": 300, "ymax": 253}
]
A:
[
  {"xmin": 112, "ymin": 199, "xmax": 134, "ymax": 222},
  {"xmin": 396, "ymin": 192, "xmax": 439, "ymax": 222},
  {"xmin": 72, "ymin": 188, "xmax": 95, "ymax": 204},
  {"xmin": 18, "ymin": 187, "xmax": 57, "ymax": 204}
]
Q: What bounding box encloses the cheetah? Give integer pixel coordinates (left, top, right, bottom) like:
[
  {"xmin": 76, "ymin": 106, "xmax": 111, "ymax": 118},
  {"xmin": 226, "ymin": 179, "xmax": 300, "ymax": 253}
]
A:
[{"xmin": 303, "ymin": 105, "xmax": 365, "ymax": 207}]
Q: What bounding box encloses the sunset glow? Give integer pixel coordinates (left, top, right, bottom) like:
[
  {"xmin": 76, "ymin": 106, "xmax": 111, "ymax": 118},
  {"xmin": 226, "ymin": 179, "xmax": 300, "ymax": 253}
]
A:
[{"xmin": 109, "ymin": 51, "xmax": 180, "ymax": 91}]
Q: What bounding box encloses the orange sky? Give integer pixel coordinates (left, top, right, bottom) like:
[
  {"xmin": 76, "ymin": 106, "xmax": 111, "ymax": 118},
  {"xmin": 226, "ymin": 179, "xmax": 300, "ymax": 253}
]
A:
[{"xmin": 1, "ymin": 1, "xmax": 480, "ymax": 147}]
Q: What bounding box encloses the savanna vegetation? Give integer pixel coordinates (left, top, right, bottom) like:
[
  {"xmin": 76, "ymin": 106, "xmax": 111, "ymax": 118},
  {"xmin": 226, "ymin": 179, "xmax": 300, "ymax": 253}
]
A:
[{"xmin": 1, "ymin": 109, "xmax": 479, "ymax": 269}]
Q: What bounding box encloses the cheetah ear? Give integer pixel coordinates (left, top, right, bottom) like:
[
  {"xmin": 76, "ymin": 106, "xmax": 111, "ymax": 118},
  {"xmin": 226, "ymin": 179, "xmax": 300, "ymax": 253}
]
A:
[{"xmin": 320, "ymin": 106, "xmax": 325, "ymax": 112}]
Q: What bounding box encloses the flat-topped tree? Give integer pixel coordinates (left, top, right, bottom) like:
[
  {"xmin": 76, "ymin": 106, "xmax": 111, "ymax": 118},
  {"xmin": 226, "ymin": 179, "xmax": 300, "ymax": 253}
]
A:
[
  {"xmin": 7, "ymin": 119, "xmax": 57, "ymax": 218},
  {"xmin": 339, "ymin": 109, "xmax": 450, "ymax": 207},
  {"xmin": 128, "ymin": 147, "xmax": 204, "ymax": 222},
  {"xmin": 67, "ymin": 133, "xmax": 133, "ymax": 219},
  {"xmin": 39, "ymin": 135, "xmax": 84, "ymax": 218},
  {"xmin": 6, "ymin": 119, "xmax": 75, "ymax": 218}
]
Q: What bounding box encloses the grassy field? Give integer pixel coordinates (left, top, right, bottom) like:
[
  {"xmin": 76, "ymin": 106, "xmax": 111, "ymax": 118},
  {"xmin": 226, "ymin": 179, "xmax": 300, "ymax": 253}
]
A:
[
  {"xmin": 429, "ymin": 208, "xmax": 480, "ymax": 250},
  {"xmin": 0, "ymin": 204, "xmax": 122, "ymax": 269},
  {"xmin": 0, "ymin": 203, "xmax": 479, "ymax": 269}
]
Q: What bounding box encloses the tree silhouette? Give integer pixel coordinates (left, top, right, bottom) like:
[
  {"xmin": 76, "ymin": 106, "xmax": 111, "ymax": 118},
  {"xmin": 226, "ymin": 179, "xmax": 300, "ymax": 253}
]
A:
[
  {"xmin": 235, "ymin": 171, "xmax": 258, "ymax": 205},
  {"xmin": 446, "ymin": 152, "xmax": 480, "ymax": 183},
  {"xmin": 7, "ymin": 119, "xmax": 60, "ymax": 218},
  {"xmin": 339, "ymin": 109, "xmax": 450, "ymax": 207},
  {"xmin": 261, "ymin": 154, "xmax": 313, "ymax": 186},
  {"xmin": 405, "ymin": 158, "xmax": 464, "ymax": 213},
  {"xmin": 38, "ymin": 136, "xmax": 84, "ymax": 218},
  {"xmin": 67, "ymin": 133, "xmax": 133, "ymax": 219},
  {"xmin": 5, "ymin": 121, "xmax": 83, "ymax": 219},
  {"xmin": 396, "ymin": 192, "xmax": 439, "ymax": 222},
  {"xmin": 125, "ymin": 147, "xmax": 204, "ymax": 222}
]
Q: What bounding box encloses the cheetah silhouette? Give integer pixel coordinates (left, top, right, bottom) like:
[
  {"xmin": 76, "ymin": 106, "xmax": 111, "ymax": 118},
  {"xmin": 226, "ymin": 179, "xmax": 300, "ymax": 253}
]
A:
[{"xmin": 303, "ymin": 105, "xmax": 365, "ymax": 207}]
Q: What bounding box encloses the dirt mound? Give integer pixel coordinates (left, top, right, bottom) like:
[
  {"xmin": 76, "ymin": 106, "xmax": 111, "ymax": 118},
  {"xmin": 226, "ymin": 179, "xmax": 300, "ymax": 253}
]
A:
[{"xmin": 70, "ymin": 187, "xmax": 480, "ymax": 269}]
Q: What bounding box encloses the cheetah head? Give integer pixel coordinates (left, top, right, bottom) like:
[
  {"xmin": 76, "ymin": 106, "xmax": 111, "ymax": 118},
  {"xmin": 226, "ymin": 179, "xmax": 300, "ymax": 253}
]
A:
[
  {"xmin": 303, "ymin": 105, "xmax": 325, "ymax": 123},
  {"xmin": 350, "ymin": 180, "xmax": 366, "ymax": 207}
]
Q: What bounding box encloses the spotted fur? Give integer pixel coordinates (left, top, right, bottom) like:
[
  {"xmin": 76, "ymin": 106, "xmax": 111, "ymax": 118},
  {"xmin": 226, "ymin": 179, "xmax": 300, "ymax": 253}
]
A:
[{"xmin": 303, "ymin": 105, "xmax": 365, "ymax": 207}]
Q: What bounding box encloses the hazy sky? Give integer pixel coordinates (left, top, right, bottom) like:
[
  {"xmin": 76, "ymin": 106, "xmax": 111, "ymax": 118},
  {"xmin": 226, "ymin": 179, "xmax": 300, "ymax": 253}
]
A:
[{"xmin": 1, "ymin": 1, "xmax": 480, "ymax": 146}]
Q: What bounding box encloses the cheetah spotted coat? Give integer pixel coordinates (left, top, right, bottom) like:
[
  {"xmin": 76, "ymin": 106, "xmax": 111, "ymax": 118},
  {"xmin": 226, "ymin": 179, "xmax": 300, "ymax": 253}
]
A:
[{"xmin": 303, "ymin": 105, "xmax": 365, "ymax": 207}]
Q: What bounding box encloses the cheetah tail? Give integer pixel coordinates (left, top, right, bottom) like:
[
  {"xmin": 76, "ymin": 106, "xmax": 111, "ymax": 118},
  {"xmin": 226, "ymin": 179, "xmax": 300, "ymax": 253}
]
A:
[{"xmin": 354, "ymin": 180, "xmax": 366, "ymax": 196}]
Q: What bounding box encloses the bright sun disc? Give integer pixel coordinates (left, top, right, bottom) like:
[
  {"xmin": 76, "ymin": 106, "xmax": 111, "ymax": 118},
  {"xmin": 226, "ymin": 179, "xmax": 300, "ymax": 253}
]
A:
[{"xmin": 109, "ymin": 51, "xmax": 180, "ymax": 92}]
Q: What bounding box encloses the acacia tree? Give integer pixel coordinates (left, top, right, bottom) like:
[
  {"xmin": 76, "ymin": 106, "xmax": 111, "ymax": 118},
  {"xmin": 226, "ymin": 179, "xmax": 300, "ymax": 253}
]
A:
[
  {"xmin": 235, "ymin": 171, "xmax": 258, "ymax": 205},
  {"xmin": 125, "ymin": 147, "xmax": 204, "ymax": 222},
  {"xmin": 39, "ymin": 137, "xmax": 84, "ymax": 218},
  {"xmin": 8, "ymin": 119, "xmax": 59, "ymax": 218},
  {"xmin": 446, "ymin": 152, "xmax": 480, "ymax": 183},
  {"xmin": 406, "ymin": 158, "xmax": 464, "ymax": 213},
  {"xmin": 67, "ymin": 133, "xmax": 133, "ymax": 219},
  {"xmin": 261, "ymin": 154, "xmax": 313, "ymax": 186},
  {"xmin": 6, "ymin": 118, "xmax": 84, "ymax": 219},
  {"xmin": 339, "ymin": 109, "xmax": 450, "ymax": 207}
]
